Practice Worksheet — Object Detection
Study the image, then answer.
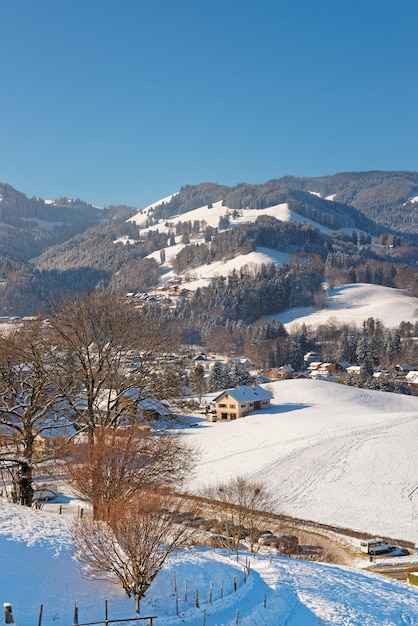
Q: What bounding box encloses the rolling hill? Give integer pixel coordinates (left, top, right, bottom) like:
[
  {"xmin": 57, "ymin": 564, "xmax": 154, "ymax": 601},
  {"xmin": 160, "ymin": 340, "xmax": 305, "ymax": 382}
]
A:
[{"xmin": 1, "ymin": 171, "xmax": 418, "ymax": 318}]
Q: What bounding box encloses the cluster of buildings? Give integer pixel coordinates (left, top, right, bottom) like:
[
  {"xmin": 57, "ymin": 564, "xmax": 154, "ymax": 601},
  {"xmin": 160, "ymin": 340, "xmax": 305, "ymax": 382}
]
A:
[
  {"xmin": 125, "ymin": 283, "xmax": 194, "ymax": 310},
  {"xmin": 199, "ymin": 350, "xmax": 418, "ymax": 423}
]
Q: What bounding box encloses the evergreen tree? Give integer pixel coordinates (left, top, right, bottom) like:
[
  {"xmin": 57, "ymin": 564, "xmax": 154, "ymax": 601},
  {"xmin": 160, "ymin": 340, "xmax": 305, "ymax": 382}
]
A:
[
  {"xmin": 189, "ymin": 364, "xmax": 207, "ymax": 404},
  {"xmin": 298, "ymin": 323, "xmax": 310, "ymax": 355},
  {"xmin": 233, "ymin": 363, "xmax": 253, "ymax": 386},
  {"xmin": 208, "ymin": 361, "xmax": 225, "ymax": 392},
  {"xmin": 388, "ymin": 329, "xmax": 402, "ymax": 359},
  {"xmin": 222, "ymin": 363, "xmax": 235, "ymax": 389},
  {"xmin": 287, "ymin": 336, "xmax": 304, "ymax": 371}
]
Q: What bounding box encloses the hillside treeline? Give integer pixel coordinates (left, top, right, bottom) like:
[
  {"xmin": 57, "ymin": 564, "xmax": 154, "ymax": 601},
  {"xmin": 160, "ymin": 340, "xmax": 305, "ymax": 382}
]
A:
[
  {"xmin": 150, "ymin": 180, "xmax": 375, "ymax": 233},
  {"xmin": 277, "ymin": 171, "xmax": 418, "ymax": 235},
  {"xmin": 0, "ymin": 183, "xmax": 114, "ymax": 261},
  {"xmin": 172, "ymin": 217, "xmax": 325, "ymax": 274},
  {"xmin": 177, "ymin": 307, "xmax": 418, "ymax": 389},
  {"xmin": 147, "ymin": 171, "xmax": 418, "ymax": 234},
  {"xmin": 177, "ymin": 261, "xmax": 324, "ymax": 328}
]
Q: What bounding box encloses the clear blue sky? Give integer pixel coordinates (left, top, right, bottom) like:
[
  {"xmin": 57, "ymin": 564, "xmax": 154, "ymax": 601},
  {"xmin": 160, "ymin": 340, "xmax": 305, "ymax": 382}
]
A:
[{"xmin": 1, "ymin": 0, "xmax": 417, "ymax": 208}]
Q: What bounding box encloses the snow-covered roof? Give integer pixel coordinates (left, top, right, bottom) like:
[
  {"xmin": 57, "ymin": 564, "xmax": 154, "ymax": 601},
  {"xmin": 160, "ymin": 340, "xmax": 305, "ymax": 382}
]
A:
[
  {"xmin": 214, "ymin": 384, "xmax": 273, "ymax": 403},
  {"xmin": 405, "ymin": 371, "xmax": 418, "ymax": 383}
]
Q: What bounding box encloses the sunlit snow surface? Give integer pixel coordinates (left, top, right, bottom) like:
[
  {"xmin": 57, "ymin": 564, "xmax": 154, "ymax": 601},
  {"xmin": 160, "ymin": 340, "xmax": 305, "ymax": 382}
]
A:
[
  {"xmin": 2, "ymin": 500, "xmax": 418, "ymax": 626},
  {"xmin": 3, "ymin": 377, "xmax": 418, "ymax": 625}
]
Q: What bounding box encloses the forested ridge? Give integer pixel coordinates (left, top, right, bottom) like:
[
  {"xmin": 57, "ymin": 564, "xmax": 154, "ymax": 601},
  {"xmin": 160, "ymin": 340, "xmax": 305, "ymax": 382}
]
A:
[
  {"xmin": 0, "ymin": 171, "xmax": 417, "ymax": 315},
  {"xmin": 147, "ymin": 171, "xmax": 418, "ymax": 235}
]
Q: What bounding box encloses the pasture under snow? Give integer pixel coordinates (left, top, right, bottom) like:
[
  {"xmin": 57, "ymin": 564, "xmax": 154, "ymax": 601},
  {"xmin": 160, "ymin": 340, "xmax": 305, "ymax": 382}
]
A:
[
  {"xmin": 184, "ymin": 379, "xmax": 418, "ymax": 544},
  {"xmin": 274, "ymin": 282, "xmax": 418, "ymax": 331},
  {"xmin": 3, "ymin": 377, "xmax": 418, "ymax": 625}
]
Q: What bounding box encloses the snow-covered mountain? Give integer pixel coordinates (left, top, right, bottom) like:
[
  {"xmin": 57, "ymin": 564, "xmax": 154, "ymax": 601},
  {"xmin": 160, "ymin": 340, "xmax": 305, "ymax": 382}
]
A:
[{"xmin": 129, "ymin": 193, "xmax": 418, "ymax": 329}]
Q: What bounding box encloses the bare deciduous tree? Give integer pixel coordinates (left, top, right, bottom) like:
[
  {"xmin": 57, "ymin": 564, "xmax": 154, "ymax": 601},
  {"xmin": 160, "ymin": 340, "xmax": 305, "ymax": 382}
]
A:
[
  {"xmin": 203, "ymin": 475, "xmax": 273, "ymax": 552},
  {"xmin": 72, "ymin": 490, "xmax": 197, "ymax": 612},
  {"xmin": 46, "ymin": 291, "xmax": 177, "ymax": 435},
  {"xmin": 0, "ymin": 323, "xmax": 67, "ymax": 505},
  {"xmin": 65, "ymin": 424, "xmax": 194, "ymax": 520}
]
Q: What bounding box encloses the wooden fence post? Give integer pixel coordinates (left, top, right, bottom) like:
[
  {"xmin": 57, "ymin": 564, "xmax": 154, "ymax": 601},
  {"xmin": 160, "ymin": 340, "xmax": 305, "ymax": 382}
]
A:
[{"xmin": 3, "ymin": 604, "xmax": 14, "ymax": 624}]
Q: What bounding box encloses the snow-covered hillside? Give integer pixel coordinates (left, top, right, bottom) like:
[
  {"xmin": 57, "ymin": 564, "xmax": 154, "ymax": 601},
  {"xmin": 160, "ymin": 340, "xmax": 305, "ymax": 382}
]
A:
[
  {"xmin": 129, "ymin": 199, "xmax": 325, "ymax": 232},
  {"xmin": 3, "ymin": 379, "xmax": 418, "ymax": 625},
  {"xmin": 184, "ymin": 379, "xmax": 418, "ymax": 544},
  {"xmin": 3, "ymin": 498, "xmax": 418, "ymax": 626},
  {"xmin": 148, "ymin": 246, "xmax": 291, "ymax": 292},
  {"xmin": 129, "ymin": 198, "xmax": 331, "ymax": 290},
  {"xmin": 128, "ymin": 195, "xmax": 418, "ymax": 330},
  {"xmin": 274, "ymin": 283, "xmax": 418, "ymax": 330}
]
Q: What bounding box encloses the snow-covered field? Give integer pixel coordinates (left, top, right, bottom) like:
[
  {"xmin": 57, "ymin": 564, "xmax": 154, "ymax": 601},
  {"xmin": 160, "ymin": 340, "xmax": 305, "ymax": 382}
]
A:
[
  {"xmin": 274, "ymin": 282, "xmax": 418, "ymax": 330},
  {"xmin": 3, "ymin": 379, "xmax": 418, "ymax": 624},
  {"xmin": 185, "ymin": 379, "xmax": 418, "ymax": 544},
  {"xmin": 3, "ymin": 498, "xmax": 418, "ymax": 626}
]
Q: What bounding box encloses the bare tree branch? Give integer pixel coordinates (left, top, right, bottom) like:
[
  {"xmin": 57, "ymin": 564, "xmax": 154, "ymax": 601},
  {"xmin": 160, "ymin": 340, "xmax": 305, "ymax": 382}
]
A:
[{"xmin": 72, "ymin": 490, "xmax": 197, "ymax": 612}]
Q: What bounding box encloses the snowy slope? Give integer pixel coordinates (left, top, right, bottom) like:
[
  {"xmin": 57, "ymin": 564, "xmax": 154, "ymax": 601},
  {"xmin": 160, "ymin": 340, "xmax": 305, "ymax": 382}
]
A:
[
  {"xmin": 3, "ymin": 380, "xmax": 418, "ymax": 624},
  {"xmin": 148, "ymin": 246, "xmax": 291, "ymax": 291},
  {"xmin": 184, "ymin": 379, "xmax": 418, "ymax": 544},
  {"xmin": 3, "ymin": 500, "xmax": 418, "ymax": 626},
  {"xmin": 274, "ymin": 283, "xmax": 418, "ymax": 329},
  {"xmin": 129, "ymin": 200, "xmax": 326, "ymax": 233}
]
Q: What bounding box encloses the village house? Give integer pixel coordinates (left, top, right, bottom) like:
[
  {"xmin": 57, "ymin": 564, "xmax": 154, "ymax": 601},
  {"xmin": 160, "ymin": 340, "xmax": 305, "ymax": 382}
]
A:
[
  {"xmin": 258, "ymin": 368, "xmax": 279, "ymax": 381},
  {"xmin": 304, "ymin": 351, "xmax": 321, "ymax": 367},
  {"xmin": 393, "ymin": 363, "xmax": 414, "ymax": 377},
  {"xmin": 210, "ymin": 384, "xmax": 273, "ymax": 422},
  {"xmin": 404, "ymin": 370, "xmax": 418, "ymax": 395},
  {"xmin": 346, "ymin": 364, "xmax": 366, "ymax": 376},
  {"xmin": 308, "ymin": 362, "xmax": 337, "ymax": 381},
  {"xmin": 276, "ymin": 364, "xmax": 295, "ymax": 380}
]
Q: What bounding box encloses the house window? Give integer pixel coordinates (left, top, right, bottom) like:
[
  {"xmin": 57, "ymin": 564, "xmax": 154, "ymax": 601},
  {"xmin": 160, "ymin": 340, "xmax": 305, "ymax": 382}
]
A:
[
  {"xmin": 230, "ymin": 413, "xmax": 237, "ymax": 420},
  {"xmin": 240, "ymin": 404, "xmax": 246, "ymax": 408},
  {"xmin": 219, "ymin": 403, "xmax": 227, "ymax": 408},
  {"xmin": 229, "ymin": 404, "xmax": 235, "ymax": 408},
  {"xmin": 221, "ymin": 413, "xmax": 228, "ymax": 420}
]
